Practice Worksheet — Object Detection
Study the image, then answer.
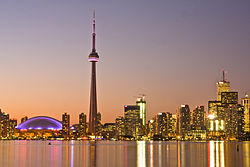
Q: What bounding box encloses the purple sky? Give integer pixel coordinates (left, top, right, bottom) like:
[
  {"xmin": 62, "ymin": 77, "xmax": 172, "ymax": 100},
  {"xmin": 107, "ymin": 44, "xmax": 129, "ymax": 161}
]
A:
[{"xmin": 0, "ymin": 0, "xmax": 250, "ymax": 124}]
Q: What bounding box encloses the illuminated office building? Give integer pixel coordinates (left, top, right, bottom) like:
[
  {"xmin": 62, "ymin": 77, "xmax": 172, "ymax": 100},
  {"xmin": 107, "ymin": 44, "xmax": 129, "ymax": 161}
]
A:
[
  {"xmin": 207, "ymin": 116, "xmax": 225, "ymax": 139},
  {"xmin": 176, "ymin": 105, "xmax": 191, "ymax": 138},
  {"xmin": 96, "ymin": 112, "xmax": 102, "ymax": 136},
  {"xmin": 102, "ymin": 123, "xmax": 116, "ymax": 139},
  {"xmin": 124, "ymin": 105, "xmax": 142, "ymax": 139},
  {"xmin": 1, "ymin": 112, "xmax": 10, "ymax": 138},
  {"xmin": 221, "ymin": 92, "xmax": 239, "ymax": 138},
  {"xmin": 242, "ymin": 94, "xmax": 250, "ymax": 133},
  {"xmin": 147, "ymin": 120, "xmax": 154, "ymax": 139},
  {"xmin": 166, "ymin": 112, "xmax": 176, "ymax": 138},
  {"xmin": 153, "ymin": 113, "xmax": 167, "ymax": 137},
  {"xmin": 190, "ymin": 106, "xmax": 206, "ymax": 139},
  {"xmin": 136, "ymin": 96, "xmax": 146, "ymax": 126},
  {"xmin": 62, "ymin": 113, "xmax": 70, "ymax": 139},
  {"xmin": 208, "ymin": 101, "xmax": 222, "ymax": 117},
  {"xmin": 217, "ymin": 71, "xmax": 230, "ymax": 101},
  {"xmin": 207, "ymin": 72, "xmax": 240, "ymax": 139},
  {"xmin": 221, "ymin": 92, "xmax": 238, "ymax": 105},
  {"xmin": 115, "ymin": 116, "xmax": 125, "ymax": 139},
  {"xmin": 224, "ymin": 104, "xmax": 244, "ymax": 139},
  {"xmin": 192, "ymin": 106, "xmax": 205, "ymax": 127},
  {"xmin": 9, "ymin": 119, "xmax": 17, "ymax": 138},
  {"xmin": 79, "ymin": 113, "xmax": 87, "ymax": 137}
]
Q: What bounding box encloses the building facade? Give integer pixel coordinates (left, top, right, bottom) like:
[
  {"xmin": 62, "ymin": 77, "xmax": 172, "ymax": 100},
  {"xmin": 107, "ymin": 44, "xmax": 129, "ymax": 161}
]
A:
[
  {"xmin": 79, "ymin": 113, "xmax": 87, "ymax": 137},
  {"xmin": 176, "ymin": 105, "xmax": 191, "ymax": 139},
  {"xmin": 136, "ymin": 96, "xmax": 146, "ymax": 126},
  {"xmin": 242, "ymin": 94, "xmax": 250, "ymax": 133},
  {"xmin": 62, "ymin": 113, "xmax": 70, "ymax": 139},
  {"xmin": 124, "ymin": 105, "xmax": 142, "ymax": 139}
]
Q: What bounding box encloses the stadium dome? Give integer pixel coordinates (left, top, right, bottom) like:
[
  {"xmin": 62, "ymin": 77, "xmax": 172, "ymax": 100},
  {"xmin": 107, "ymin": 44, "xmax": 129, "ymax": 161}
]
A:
[{"xmin": 16, "ymin": 116, "xmax": 62, "ymax": 130}]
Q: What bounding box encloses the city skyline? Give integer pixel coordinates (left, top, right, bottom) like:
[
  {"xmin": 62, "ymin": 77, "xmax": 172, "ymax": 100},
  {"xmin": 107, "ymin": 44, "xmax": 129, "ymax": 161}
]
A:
[{"xmin": 0, "ymin": 1, "xmax": 250, "ymax": 124}]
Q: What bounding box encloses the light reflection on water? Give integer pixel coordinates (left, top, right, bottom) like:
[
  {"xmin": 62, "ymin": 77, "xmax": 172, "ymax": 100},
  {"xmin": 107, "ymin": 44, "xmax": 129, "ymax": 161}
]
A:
[{"xmin": 0, "ymin": 140, "xmax": 249, "ymax": 167}]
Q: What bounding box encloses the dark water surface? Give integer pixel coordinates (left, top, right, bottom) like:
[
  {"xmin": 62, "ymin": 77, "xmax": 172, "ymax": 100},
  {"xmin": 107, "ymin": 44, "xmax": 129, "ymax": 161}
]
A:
[{"xmin": 0, "ymin": 140, "xmax": 249, "ymax": 167}]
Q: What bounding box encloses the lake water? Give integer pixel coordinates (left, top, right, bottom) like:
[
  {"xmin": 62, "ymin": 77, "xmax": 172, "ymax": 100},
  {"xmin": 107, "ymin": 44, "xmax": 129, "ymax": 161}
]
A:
[{"xmin": 0, "ymin": 140, "xmax": 249, "ymax": 167}]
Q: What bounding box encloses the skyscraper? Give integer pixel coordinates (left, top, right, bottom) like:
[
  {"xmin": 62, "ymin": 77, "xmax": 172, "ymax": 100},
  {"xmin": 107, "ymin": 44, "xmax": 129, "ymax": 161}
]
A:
[
  {"xmin": 115, "ymin": 116, "xmax": 125, "ymax": 139},
  {"xmin": 88, "ymin": 11, "xmax": 100, "ymax": 135},
  {"xmin": 242, "ymin": 94, "xmax": 250, "ymax": 133},
  {"xmin": 79, "ymin": 113, "xmax": 87, "ymax": 137},
  {"xmin": 176, "ymin": 104, "xmax": 191, "ymax": 138},
  {"xmin": 192, "ymin": 106, "xmax": 205, "ymax": 127},
  {"xmin": 153, "ymin": 113, "xmax": 167, "ymax": 137},
  {"xmin": 136, "ymin": 96, "xmax": 146, "ymax": 126},
  {"xmin": 9, "ymin": 119, "xmax": 17, "ymax": 138},
  {"xmin": 1, "ymin": 112, "xmax": 10, "ymax": 138},
  {"xmin": 217, "ymin": 71, "xmax": 230, "ymax": 101},
  {"xmin": 124, "ymin": 105, "xmax": 142, "ymax": 139},
  {"xmin": 62, "ymin": 112, "xmax": 70, "ymax": 139}
]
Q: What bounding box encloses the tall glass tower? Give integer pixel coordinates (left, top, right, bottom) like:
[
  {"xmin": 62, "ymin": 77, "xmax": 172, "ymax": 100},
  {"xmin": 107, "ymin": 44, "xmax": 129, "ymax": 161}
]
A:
[
  {"xmin": 136, "ymin": 96, "xmax": 146, "ymax": 126},
  {"xmin": 88, "ymin": 11, "xmax": 99, "ymax": 135},
  {"xmin": 217, "ymin": 71, "xmax": 230, "ymax": 101},
  {"xmin": 242, "ymin": 94, "xmax": 250, "ymax": 133}
]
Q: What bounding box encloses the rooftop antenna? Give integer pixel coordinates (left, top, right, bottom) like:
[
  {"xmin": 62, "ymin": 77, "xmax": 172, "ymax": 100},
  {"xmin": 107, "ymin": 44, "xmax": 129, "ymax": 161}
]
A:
[{"xmin": 92, "ymin": 9, "xmax": 96, "ymax": 52}]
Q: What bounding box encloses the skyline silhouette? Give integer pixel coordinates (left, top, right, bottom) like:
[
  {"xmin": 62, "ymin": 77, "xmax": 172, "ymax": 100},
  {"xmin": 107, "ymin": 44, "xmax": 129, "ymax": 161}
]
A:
[{"xmin": 0, "ymin": 0, "xmax": 250, "ymax": 124}]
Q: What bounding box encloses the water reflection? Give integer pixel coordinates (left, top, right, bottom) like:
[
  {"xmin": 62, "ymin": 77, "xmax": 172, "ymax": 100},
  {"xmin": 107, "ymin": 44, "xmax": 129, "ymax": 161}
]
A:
[
  {"xmin": 89, "ymin": 141, "xmax": 97, "ymax": 167},
  {"xmin": 149, "ymin": 141, "xmax": 153, "ymax": 167},
  {"xmin": 0, "ymin": 140, "xmax": 249, "ymax": 167},
  {"xmin": 209, "ymin": 141, "xmax": 225, "ymax": 167},
  {"xmin": 137, "ymin": 141, "xmax": 146, "ymax": 167}
]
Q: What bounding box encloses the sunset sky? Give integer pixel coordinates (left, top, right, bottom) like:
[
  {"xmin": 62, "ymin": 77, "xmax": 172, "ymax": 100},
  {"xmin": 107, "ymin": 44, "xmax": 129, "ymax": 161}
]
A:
[{"xmin": 0, "ymin": 0, "xmax": 250, "ymax": 124}]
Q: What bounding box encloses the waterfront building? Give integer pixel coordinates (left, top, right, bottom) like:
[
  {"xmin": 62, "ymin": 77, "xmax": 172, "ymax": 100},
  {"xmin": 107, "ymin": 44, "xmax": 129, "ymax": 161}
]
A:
[
  {"xmin": 207, "ymin": 114, "xmax": 225, "ymax": 139},
  {"xmin": 1, "ymin": 112, "xmax": 10, "ymax": 138},
  {"xmin": 96, "ymin": 112, "xmax": 102, "ymax": 136},
  {"xmin": 9, "ymin": 119, "xmax": 17, "ymax": 139},
  {"xmin": 136, "ymin": 96, "xmax": 146, "ymax": 126},
  {"xmin": 242, "ymin": 94, "xmax": 250, "ymax": 133},
  {"xmin": 79, "ymin": 113, "xmax": 87, "ymax": 137},
  {"xmin": 221, "ymin": 92, "xmax": 239, "ymax": 139},
  {"xmin": 88, "ymin": 11, "xmax": 100, "ymax": 136},
  {"xmin": 207, "ymin": 72, "xmax": 240, "ymax": 140},
  {"xmin": 62, "ymin": 113, "xmax": 70, "ymax": 139},
  {"xmin": 124, "ymin": 105, "xmax": 142, "ymax": 139},
  {"xmin": 102, "ymin": 123, "xmax": 116, "ymax": 139},
  {"xmin": 115, "ymin": 116, "xmax": 125, "ymax": 139},
  {"xmin": 192, "ymin": 106, "xmax": 205, "ymax": 127},
  {"xmin": 190, "ymin": 106, "xmax": 206, "ymax": 140},
  {"xmin": 169, "ymin": 114, "xmax": 177, "ymax": 138},
  {"xmin": 224, "ymin": 104, "xmax": 244, "ymax": 139},
  {"xmin": 147, "ymin": 120, "xmax": 154, "ymax": 139},
  {"xmin": 176, "ymin": 104, "xmax": 191, "ymax": 139},
  {"xmin": 153, "ymin": 113, "xmax": 167, "ymax": 137}
]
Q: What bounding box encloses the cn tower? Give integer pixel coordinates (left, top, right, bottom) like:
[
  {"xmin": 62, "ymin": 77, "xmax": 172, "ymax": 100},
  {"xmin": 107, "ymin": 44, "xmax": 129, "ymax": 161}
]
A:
[{"xmin": 88, "ymin": 11, "xmax": 99, "ymax": 135}]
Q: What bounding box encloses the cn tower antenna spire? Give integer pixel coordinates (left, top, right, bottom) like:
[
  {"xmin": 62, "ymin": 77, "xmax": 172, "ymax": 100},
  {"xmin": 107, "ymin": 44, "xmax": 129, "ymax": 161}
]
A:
[{"xmin": 92, "ymin": 9, "xmax": 96, "ymax": 52}]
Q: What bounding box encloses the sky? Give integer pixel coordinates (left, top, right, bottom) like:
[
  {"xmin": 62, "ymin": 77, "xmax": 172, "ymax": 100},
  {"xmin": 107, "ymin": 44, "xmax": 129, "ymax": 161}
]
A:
[{"xmin": 0, "ymin": 0, "xmax": 250, "ymax": 124}]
